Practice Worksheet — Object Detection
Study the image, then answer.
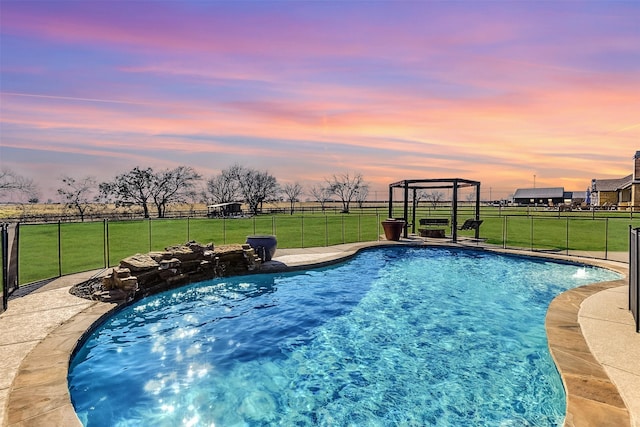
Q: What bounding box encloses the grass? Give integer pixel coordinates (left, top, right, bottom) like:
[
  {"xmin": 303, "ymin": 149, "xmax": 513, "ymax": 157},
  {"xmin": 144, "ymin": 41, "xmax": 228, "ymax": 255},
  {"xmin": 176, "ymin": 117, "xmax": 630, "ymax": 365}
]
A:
[{"xmin": 8, "ymin": 208, "xmax": 640, "ymax": 285}]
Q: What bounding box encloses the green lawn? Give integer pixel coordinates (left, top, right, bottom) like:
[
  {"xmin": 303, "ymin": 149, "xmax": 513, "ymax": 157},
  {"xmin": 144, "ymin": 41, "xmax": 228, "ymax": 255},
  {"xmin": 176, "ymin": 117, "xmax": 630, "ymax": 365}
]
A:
[{"xmin": 11, "ymin": 210, "xmax": 640, "ymax": 285}]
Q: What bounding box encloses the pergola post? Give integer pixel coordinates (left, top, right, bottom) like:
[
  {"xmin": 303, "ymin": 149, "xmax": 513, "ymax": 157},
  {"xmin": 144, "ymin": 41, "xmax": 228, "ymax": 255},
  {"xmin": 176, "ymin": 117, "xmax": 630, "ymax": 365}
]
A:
[
  {"xmin": 452, "ymin": 180, "xmax": 458, "ymax": 242},
  {"xmin": 403, "ymin": 181, "xmax": 409, "ymax": 238},
  {"xmin": 412, "ymin": 188, "xmax": 418, "ymax": 235},
  {"xmin": 475, "ymin": 183, "xmax": 481, "ymax": 240}
]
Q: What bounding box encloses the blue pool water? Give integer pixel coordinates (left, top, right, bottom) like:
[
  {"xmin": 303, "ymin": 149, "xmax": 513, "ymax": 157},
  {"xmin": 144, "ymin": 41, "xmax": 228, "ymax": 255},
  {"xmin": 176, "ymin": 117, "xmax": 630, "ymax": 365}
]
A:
[{"xmin": 69, "ymin": 247, "xmax": 620, "ymax": 426}]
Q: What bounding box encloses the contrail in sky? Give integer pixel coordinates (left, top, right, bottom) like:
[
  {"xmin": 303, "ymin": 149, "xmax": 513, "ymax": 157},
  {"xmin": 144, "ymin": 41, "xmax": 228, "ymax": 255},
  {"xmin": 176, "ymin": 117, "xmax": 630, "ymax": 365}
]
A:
[{"xmin": 1, "ymin": 92, "xmax": 150, "ymax": 106}]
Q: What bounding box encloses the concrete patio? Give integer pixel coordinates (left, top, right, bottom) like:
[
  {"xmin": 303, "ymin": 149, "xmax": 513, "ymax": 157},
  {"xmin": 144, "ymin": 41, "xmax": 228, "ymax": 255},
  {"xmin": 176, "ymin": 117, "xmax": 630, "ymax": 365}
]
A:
[{"xmin": 0, "ymin": 240, "xmax": 638, "ymax": 426}]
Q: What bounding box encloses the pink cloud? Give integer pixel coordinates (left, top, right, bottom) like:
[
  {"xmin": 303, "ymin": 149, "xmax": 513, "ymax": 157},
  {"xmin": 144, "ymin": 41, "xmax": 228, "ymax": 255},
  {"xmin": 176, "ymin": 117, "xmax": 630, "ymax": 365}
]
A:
[{"xmin": 2, "ymin": 1, "xmax": 638, "ymax": 200}]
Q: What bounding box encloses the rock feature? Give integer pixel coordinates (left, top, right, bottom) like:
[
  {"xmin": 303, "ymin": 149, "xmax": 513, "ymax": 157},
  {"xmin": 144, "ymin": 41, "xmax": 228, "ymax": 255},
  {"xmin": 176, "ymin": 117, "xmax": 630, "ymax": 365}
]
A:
[
  {"xmin": 92, "ymin": 241, "xmax": 261, "ymax": 304},
  {"xmin": 119, "ymin": 253, "xmax": 159, "ymax": 272}
]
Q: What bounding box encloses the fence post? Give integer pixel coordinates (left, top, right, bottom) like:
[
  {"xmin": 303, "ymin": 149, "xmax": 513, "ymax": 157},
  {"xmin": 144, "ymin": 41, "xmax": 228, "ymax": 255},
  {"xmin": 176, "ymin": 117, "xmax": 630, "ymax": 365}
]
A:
[
  {"xmin": 636, "ymin": 227, "xmax": 639, "ymax": 332},
  {"xmin": 605, "ymin": 218, "xmax": 609, "ymax": 260},
  {"xmin": 105, "ymin": 219, "xmax": 110, "ymax": 268},
  {"xmin": 502, "ymin": 216, "xmax": 507, "ymax": 249},
  {"xmin": 103, "ymin": 219, "xmax": 107, "ymax": 268},
  {"xmin": 566, "ymin": 217, "xmax": 569, "ymax": 256},
  {"xmin": 1, "ymin": 224, "xmax": 7, "ymax": 312},
  {"xmin": 630, "ymin": 226, "xmax": 640, "ymax": 333},
  {"xmin": 58, "ymin": 220, "xmax": 62, "ymax": 277},
  {"xmin": 223, "ymin": 217, "xmax": 227, "ymax": 244},
  {"xmin": 148, "ymin": 219, "xmax": 152, "ymax": 252},
  {"xmin": 187, "ymin": 217, "xmax": 190, "ymax": 242},
  {"xmin": 530, "ymin": 216, "xmax": 534, "ymax": 252},
  {"xmin": 325, "ymin": 216, "xmax": 328, "ymax": 246},
  {"xmin": 301, "ymin": 216, "xmax": 304, "ymax": 248}
]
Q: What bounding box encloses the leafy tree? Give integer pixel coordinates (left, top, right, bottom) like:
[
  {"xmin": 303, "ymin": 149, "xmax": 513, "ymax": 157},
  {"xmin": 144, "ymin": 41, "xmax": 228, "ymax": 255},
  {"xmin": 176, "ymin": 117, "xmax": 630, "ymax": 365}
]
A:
[
  {"xmin": 282, "ymin": 182, "xmax": 303, "ymax": 214},
  {"xmin": 309, "ymin": 184, "xmax": 333, "ymax": 211},
  {"xmin": 0, "ymin": 168, "xmax": 38, "ymax": 201},
  {"xmin": 99, "ymin": 167, "xmax": 154, "ymax": 218},
  {"xmin": 57, "ymin": 176, "xmax": 97, "ymax": 221},
  {"xmin": 150, "ymin": 166, "xmax": 201, "ymax": 218},
  {"xmin": 326, "ymin": 172, "xmax": 364, "ymax": 213},
  {"xmin": 229, "ymin": 165, "xmax": 279, "ymax": 215}
]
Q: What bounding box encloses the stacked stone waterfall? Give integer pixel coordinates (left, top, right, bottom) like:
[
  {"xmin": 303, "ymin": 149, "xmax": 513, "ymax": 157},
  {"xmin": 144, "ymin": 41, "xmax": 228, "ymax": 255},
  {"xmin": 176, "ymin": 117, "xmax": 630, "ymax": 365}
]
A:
[{"xmin": 95, "ymin": 241, "xmax": 261, "ymax": 303}]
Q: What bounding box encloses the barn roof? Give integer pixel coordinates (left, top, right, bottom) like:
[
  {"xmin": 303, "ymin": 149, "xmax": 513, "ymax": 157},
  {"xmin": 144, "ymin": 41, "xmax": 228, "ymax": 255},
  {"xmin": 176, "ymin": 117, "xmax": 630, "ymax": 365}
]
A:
[
  {"xmin": 513, "ymin": 187, "xmax": 565, "ymax": 199},
  {"xmin": 569, "ymin": 191, "xmax": 587, "ymax": 200},
  {"xmin": 593, "ymin": 174, "xmax": 633, "ymax": 192}
]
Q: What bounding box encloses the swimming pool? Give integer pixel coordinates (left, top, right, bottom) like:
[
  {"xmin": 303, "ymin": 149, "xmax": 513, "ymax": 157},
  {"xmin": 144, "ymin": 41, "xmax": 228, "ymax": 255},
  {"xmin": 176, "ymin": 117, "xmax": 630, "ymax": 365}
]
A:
[{"xmin": 68, "ymin": 246, "xmax": 621, "ymax": 426}]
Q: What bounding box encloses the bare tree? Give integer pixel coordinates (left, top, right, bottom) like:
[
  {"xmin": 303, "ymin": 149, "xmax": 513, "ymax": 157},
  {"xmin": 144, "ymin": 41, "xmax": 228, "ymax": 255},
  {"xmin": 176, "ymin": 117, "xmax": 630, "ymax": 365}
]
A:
[
  {"xmin": 206, "ymin": 168, "xmax": 241, "ymax": 204},
  {"xmin": 425, "ymin": 191, "xmax": 445, "ymax": 211},
  {"xmin": 309, "ymin": 184, "xmax": 333, "ymax": 211},
  {"xmin": 57, "ymin": 176, "xmax": 97, "ymax": 221},
  {"xmin": 229, "ymin": 165, "xmax": 279, "ymax": 215},
  {"xmin": 100, "ymin": 166, "xmax": 201, "ymax": 218},
  {"xmin": 465, "ymin": 192, "xmax": 476, "ymax": 203},
  {"xmin": 282, "ymin": 182, "xmax": 303, "ymax": 214},
  {"xmin": 326, "ymin": 172, "xmax": 364, "ymax": 213},
  {"xmin": 0, "ymin": 168, "xmax": 38, "ymax": 201},
  {"xmin": 150, "ymin": 166, "xmax": 201, "ymax": 218},
  {"xmin": 99, "ymin": 167, "xmax": 154, "ymax": 218},
  {"xmin": 355, "ymin": 183, "xmax": 370, "ymax": 209},
  {"xmin": 415, "ymin": 190, "xmax": 427, "ymax": 207}
]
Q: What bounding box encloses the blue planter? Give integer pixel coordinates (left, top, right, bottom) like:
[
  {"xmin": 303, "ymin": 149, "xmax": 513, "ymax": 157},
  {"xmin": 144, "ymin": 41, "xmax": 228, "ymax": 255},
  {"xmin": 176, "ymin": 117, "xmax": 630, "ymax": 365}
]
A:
[{"xmin": 246, "ymin": 235, "xmax": 278, "ymax": 261}]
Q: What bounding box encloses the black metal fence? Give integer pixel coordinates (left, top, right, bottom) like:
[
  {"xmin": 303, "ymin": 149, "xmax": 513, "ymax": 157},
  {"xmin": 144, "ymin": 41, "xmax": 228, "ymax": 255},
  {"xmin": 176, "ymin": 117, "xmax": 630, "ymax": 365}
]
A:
[
  {"xmin": 8, "ymin": 214, "xmax": 386, "ymax": 288},
  {"xmin": 630, "ymin": 226, "xmax": 639, "ymax": 333},
  {"xmin": 1, "ymin": 223, "xmax": 19, "ymax": 313},
  {"xmin": 1, "ymin": 224, "xmax": 6, "ymax": 313},
  {"xmin": 2, "ymin": 212, "xmax": 639, "ymax": 311}
]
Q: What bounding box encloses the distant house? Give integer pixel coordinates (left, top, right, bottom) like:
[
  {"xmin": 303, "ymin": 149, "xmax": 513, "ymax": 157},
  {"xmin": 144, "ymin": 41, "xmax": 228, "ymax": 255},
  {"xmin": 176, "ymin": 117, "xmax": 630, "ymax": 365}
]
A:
[
  {"xmin": 590, "ymin": 175, "xmax": 633, "ymax": 208},
  {"xmin": 591, "ymin": 151, "xmax": 640, "ymax": 211},
  {"xmin": 513, "ymin": 187, "xmax": 565, "ymax": 206}
]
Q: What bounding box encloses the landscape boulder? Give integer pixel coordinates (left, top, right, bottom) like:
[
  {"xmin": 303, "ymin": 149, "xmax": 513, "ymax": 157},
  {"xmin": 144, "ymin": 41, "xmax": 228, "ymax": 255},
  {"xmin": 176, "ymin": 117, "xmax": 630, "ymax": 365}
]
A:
[{"xmin": 93, "ymin": 241, "xmax": 261, "ymax": 304}]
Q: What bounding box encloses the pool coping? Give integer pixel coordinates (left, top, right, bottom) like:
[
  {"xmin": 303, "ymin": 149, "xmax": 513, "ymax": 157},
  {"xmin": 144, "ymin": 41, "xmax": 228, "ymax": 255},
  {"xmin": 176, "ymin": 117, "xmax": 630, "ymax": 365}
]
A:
[{"xmin": 0, "ymin": 239, "xmax": 636, "ymax": 426}]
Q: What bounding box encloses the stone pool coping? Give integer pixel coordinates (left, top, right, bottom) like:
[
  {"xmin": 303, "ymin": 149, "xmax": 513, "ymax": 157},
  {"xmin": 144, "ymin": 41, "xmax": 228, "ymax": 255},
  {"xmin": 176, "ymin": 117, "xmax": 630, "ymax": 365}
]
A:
[{"xmin": 0, "ymin": 239, "xmax": 637, "ymax": 426}]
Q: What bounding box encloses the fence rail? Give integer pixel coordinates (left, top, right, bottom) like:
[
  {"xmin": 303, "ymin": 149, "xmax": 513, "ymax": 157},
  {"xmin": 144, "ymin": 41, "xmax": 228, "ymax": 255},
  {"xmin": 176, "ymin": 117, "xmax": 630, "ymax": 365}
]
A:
[
  {"xmin": 630, "ymin": 226, "xmax": 640, "ymax": 333},
  {"xmin": 3, "ymin": 202, "xmax": 639, "ymax": 225}
]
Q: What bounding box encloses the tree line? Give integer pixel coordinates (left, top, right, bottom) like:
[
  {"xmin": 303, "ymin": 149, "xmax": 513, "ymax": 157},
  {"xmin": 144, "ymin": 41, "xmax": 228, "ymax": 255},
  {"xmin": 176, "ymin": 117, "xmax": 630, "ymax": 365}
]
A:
[{"xmin": 1, "ymin": 165, "xmax": 369, "ymax": 221}]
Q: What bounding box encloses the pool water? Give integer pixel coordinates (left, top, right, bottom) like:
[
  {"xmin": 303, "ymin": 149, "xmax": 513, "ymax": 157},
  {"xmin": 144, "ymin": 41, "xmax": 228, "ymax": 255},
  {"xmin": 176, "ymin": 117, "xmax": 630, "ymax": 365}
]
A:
[{"xmin": 69, "ymin": 247, "xmax": 620, "ymax": 426}]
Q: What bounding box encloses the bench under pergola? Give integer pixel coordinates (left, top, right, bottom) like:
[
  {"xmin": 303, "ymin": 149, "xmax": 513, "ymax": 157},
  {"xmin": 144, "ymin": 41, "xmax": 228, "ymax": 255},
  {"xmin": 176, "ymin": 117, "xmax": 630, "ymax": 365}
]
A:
[{"xmin": 388, "ymin": 178, "xmax": 481, "ymax": 242}]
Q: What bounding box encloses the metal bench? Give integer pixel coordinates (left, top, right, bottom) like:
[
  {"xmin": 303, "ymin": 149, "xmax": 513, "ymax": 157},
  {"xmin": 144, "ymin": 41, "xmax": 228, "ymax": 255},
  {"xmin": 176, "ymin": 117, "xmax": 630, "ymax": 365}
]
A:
[
  {"xmin": 418, "ymin": 218, "xmax": 449, "ymax": 238},
  {"xmin": 458, "ymin": 218, "xmax": 483, "ymax": 231}
]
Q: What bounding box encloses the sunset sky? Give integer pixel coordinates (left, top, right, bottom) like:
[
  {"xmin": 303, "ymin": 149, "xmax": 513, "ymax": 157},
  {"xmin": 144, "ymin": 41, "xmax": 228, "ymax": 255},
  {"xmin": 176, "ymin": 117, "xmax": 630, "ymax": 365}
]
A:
[{"xmin": 1, "ymin": 0, "xmax": 638, "ymax": 201}]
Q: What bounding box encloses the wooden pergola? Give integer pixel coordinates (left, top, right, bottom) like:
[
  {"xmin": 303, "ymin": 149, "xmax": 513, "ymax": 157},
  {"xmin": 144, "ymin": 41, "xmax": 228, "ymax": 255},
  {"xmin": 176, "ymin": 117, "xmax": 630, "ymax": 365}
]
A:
[{"xmin": 388, "ymin": 178, "xmax": 481, "ymax": 242}]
